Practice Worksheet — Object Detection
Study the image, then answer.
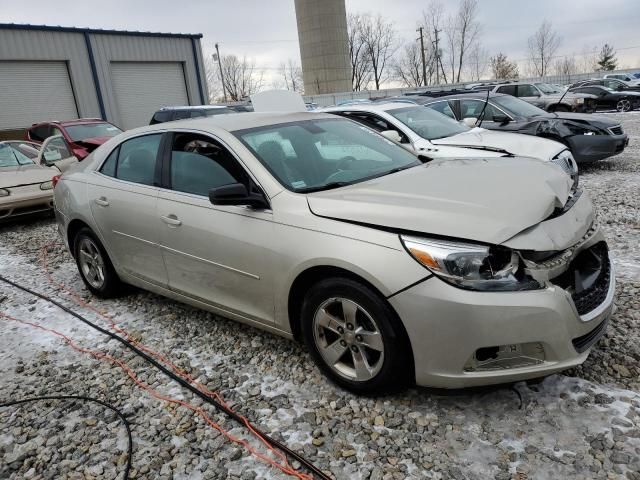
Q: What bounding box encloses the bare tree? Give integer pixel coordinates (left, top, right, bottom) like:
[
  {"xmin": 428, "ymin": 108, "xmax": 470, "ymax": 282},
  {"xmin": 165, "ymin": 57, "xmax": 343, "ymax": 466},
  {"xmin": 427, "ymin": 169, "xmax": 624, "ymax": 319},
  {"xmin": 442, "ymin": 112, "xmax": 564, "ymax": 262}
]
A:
[
  {"xmin": 467, "ymin": 44, "xmax": 488, "ymax": 81},
  {"xmin": 360, "ymin": 14, "xmax": 397, "ymax": 90},
  {"xmin": 219, "ymin": 55, "xmax": 263, "ymax": 101},
  {"xmin": 578, "ymin": 45, "xmax": 599, "ymax": 73},
  {"xmin": 279, "ymin": 59, "xmax": 304, "ymax": 93},
  {"xmin": 203, "ymin": 54, "xmax": 223, "ymax": 103},
  {"xmin": 490, "ymin": 53, "xmax": 519, "ymax": 79},
  {"xmin": 527, "ymin": 20, "xmax": 561, "ymax": 77},
  {"xmin": 554, "ymin": 56, "xmax": 577, "ymax": 76},
  {"xmin": 347, "ymin": 13, "xmax": 372, "ymax": 91},
  {"xmin": 393, "ymin": 42, "xmax": 423, "ymax": 87},
  {"xmin": 444, "ymin": 0, "xmax": 481, "ymax": 83}
]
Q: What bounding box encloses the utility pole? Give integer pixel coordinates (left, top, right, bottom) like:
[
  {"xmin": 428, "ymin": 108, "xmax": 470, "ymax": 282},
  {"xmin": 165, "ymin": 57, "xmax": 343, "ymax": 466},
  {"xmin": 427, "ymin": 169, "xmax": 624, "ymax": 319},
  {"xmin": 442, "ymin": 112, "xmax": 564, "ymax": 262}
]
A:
[
  {"xmin": 433, "ymin": 28, "xmax": 441, "ymax": 85},
  {"xmin": 417, "ymin": 27, "xmax": 427, "ymax": 87},
  {"xmin": 214, "ymin": 43, "xmax": 227, "ymax": 102}
]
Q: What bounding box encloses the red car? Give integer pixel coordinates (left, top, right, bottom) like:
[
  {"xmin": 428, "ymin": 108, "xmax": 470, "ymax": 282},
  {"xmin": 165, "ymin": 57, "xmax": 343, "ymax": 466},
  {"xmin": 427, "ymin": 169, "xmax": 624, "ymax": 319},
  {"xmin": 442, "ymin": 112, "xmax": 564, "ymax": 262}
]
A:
[{"xmin": 26, "ymin": 118, "xmax": 123, "ymax": 160}]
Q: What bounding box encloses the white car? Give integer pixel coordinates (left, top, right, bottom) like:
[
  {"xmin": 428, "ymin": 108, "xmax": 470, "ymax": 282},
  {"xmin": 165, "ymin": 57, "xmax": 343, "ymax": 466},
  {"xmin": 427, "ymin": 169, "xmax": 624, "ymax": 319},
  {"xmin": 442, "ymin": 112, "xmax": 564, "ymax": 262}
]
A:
[
  {"xmin": 321, "ymin": 102, "xmax": 578, "ymax": 184},
  {"xmin": 603, "ymin": 73, "xmax": 640, "ymax": 87}
]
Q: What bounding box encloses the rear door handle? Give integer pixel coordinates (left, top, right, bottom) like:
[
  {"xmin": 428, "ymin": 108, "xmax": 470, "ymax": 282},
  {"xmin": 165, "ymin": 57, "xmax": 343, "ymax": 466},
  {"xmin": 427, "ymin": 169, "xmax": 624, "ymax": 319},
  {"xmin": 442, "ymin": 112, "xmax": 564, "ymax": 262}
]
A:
[
  {"xmin": 94, "ymin": 197, "xmax": 109, "ymax": 207},
  {"xmin": 161, "ymin": 214, "xmax": 182, "ymax": 227}
]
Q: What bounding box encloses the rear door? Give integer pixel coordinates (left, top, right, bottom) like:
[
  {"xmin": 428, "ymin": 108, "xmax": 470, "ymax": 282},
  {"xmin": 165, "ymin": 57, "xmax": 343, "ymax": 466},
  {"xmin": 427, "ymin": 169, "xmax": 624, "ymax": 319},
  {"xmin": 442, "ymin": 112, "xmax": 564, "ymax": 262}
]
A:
[{"xmin": 88, "ymin": 133, "xmax": 168, "ymax": 286}]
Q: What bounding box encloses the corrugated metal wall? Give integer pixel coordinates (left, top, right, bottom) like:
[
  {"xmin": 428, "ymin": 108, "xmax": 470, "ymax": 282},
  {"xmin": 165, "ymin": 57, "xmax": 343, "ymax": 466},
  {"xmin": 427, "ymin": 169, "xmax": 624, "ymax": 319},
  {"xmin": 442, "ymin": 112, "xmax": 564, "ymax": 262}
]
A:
[
  {"xmin": 0, "ymin": 29, "xmax": 101, "ymax": 118},
  {"xmin": 0, "ymin": 26, "xmax": 208, "ymax": 130}
]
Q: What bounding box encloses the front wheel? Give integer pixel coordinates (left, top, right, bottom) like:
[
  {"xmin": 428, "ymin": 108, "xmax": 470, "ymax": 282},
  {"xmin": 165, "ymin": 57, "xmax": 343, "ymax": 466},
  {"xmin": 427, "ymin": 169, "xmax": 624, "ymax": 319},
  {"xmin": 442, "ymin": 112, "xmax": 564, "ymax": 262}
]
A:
[
  {"xmin": 301, "ymin": 277, "xmax": 412, "ymax": 394},
  {"xmin": 616, "ymin": 99, "xmax": 631, "ymax": 112},
  {"xmin": 73, "ymin": 227, "xmax": 122, "ymax": 298}
]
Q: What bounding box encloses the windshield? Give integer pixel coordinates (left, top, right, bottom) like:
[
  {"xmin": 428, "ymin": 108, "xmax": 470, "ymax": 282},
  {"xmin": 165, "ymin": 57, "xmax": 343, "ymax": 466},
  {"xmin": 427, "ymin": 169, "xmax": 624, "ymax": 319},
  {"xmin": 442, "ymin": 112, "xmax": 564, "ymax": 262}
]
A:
[
  {"xmin": 492, "ymin": 95, "xmax": 548, "ymax": 117},
  {"xmin": 535, "ymin": 83, "xmax": 562, "ymax": 94},
  {"xmin": 235, "ymin": 118, "xmax": 421, "ymax": 193},
  {"xmin": 0, "ymin": 144, "xmax": 35, "ymax": 167},
  {"xmin": 388, "ymin": 106, "xmax": 469, "ymax": 140},
  {"xmin": 65, "ymin": 123, "xmax": 122, "ymax": 142}
]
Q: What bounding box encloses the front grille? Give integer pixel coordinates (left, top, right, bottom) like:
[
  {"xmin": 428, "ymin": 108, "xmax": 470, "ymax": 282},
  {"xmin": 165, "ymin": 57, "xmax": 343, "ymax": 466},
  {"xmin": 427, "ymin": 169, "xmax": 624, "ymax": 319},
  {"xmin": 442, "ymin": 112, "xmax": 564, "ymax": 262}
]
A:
[
  {"xmin": 608, "ymin": 125, "xmax": 624, "ymax": 135},
  {"xmin": 572, "ymin": 316, "xmax": 609, "ymax": 353},
  {"xmin": 551, "ymin": 242, "xmax": 611, "ymax": 316}
]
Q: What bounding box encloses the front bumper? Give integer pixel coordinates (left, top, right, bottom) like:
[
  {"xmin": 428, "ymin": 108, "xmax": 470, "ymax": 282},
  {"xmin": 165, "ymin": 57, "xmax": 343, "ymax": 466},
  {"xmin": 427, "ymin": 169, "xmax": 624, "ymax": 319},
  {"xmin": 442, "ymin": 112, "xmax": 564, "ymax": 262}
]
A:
[
  {"xmin": 567, "ymin": 133, "xmax": 629, "ymax": 163},
  {"xmin": 0, "ymin": 190, "xmax": 53, "ymax": 221},
  {"xmin": 390, "ymin": 231, "xmax": 614, "ymax": 389}
]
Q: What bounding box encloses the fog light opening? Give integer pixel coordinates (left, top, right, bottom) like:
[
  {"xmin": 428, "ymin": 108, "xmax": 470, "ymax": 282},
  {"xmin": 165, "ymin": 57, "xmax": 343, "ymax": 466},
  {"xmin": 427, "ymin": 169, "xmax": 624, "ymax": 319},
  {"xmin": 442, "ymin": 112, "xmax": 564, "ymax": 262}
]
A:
[{"xmin": 464, "ymin": 342, "xmax": 546, "ymax": 372}]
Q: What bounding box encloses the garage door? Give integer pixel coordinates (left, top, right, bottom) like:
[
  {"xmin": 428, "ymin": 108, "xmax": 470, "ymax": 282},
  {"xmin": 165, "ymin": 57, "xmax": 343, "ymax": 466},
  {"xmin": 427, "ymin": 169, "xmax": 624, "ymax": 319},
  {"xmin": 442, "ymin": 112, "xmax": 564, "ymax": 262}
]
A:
[
  {"xmin": 111, "ymin": 62, "xmax": 189, "ymax": 130},
  {"xmin": 0, "ymin": 61, "xmax": 78, "ymax": 130}
]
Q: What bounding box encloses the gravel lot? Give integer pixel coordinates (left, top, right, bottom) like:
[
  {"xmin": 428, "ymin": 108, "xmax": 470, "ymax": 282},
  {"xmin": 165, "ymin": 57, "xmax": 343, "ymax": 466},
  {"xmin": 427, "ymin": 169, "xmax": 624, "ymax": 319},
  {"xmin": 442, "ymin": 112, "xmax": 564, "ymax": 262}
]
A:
[{"xmin": 1, "ymin": 112, "xmax": 639, "ymax": 480}]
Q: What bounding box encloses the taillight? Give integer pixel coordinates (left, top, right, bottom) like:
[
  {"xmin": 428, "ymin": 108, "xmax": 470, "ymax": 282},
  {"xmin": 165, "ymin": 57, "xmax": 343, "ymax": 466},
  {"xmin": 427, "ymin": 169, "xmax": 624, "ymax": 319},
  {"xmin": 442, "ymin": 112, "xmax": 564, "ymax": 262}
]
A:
[{"xmin": 52, "ymin": 175, "xmax": 61, "ymax": 189}]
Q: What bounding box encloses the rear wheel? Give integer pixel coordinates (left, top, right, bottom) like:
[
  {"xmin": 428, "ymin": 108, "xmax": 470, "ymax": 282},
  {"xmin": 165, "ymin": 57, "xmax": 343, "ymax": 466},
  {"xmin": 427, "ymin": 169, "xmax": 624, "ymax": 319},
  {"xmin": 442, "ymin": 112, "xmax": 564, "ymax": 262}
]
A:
[
  {"xmin": 301, "ymin": 277, "xmax": 412, "ymax": 394},
  {"xmin": 73, "ymin": 227, "xmax": 122, "ymax": 298}
]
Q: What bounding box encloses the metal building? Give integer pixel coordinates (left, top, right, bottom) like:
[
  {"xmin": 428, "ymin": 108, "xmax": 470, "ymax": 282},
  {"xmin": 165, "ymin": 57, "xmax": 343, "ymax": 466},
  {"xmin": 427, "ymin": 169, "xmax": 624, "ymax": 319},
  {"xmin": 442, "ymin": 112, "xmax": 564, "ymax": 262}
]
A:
[
  {"xmin": 294, "ymin": 0, "xmax": 351, "ymax": 95},
  {"xmin": 0, "ymin": 24, "xmax": 208, "ymax": 132}
]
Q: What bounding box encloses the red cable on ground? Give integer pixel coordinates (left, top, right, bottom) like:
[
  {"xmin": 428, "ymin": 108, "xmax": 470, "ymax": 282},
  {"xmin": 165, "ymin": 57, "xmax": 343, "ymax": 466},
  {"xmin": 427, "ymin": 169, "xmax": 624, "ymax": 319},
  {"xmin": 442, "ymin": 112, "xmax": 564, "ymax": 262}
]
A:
[
  {"xmin": 39, "ymin": 243, "xmax": 295, "ymax": 470},
  {"xmin": 0, "ymin": 311, "xmax": 313, "ymax": 480}
]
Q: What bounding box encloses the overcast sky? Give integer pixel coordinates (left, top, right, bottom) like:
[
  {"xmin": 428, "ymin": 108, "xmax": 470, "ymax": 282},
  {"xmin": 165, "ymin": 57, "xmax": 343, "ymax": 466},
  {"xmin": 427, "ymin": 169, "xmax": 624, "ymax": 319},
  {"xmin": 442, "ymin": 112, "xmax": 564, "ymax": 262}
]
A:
[{"xmin": 2, "ymin": 0, "xmax": 639, "ymax": 87}]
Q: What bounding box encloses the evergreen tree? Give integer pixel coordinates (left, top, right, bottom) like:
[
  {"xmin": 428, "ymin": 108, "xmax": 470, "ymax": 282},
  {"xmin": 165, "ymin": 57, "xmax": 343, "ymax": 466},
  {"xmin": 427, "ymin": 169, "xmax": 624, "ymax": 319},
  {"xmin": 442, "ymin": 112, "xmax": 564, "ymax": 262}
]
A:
[{"xmin": 597, "ymin": 44, "xmax": 617, "ymax": 71}]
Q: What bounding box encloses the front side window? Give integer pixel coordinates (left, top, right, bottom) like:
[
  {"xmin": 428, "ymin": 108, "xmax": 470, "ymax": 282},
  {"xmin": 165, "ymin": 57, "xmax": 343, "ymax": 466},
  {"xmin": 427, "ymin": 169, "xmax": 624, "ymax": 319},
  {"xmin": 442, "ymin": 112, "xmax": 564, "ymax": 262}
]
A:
[
  {"xmin": 534, "ymin": 83, "xmax": 562, "ymax": 94},
  {"xmin": 29, "ymin": 125, "xmax": 49, "ymax": 142},
  {"xmin": 339, "ymin": 112, "xmax": 409, "ymax": 143},
  {"xmin": 235, "ymin": 118, "xmax": 420, "ymax": 193},
  {"xmin": 459, "ymin": 100, "xmax": 502, "ymax": 120},
  {"xmin": 111, "ymin": 134, "xmax": 161, "ymax": 186},
  {"xmin": 41, "ymin": 137, "xmax": 72, "ymax": 165},
  {"xmin": 425, "ymin": 101, "xmax": 456, "ymax": 119},
  {"xmin": 169, "ymin": 133, "xmax": 246, "ymax": 197},
  {"xmin": 64, "ymin": 122, "xmax": 122, "ymax": 142},
  {"xmin": 492, "ymin": 95, "xmax": 547, "ymax": 117},
  {"xmin": 388, "ymin": 106, "xmax": 469, "ymax": 140}
]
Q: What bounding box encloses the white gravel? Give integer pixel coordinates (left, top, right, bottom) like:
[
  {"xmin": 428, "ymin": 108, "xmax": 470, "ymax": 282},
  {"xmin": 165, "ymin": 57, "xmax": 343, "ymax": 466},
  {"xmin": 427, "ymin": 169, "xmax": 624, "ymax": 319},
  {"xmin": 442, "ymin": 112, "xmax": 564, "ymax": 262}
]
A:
[{"xmin": 1, "ymin": 112, "xmax": 639, "ymax": 480}]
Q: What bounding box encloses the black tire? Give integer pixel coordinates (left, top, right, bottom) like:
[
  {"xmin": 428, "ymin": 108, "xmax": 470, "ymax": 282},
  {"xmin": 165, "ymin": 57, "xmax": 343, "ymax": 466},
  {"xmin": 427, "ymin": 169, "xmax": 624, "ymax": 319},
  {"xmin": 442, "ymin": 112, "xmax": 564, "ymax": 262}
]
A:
[
  {"xmin": 300, "ymin": 277, "xmax": 413, "ymax": 394},
  {"xmin": 72, "ymin": 227, "xmax": 122, "ymax": 298}
]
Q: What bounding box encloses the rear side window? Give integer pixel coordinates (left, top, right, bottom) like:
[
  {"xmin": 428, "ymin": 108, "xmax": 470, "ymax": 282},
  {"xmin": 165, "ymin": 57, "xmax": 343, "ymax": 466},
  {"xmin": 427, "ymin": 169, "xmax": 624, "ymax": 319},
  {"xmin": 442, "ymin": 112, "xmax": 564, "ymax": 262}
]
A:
[
  {"xmin": 29, "ymin": 125, "xmax": 50, "ymax": 141},
  {"xmin": 516, "ymin": 85, "xmax": 538, "ymax": 97},
  {"xmin": 100, "ymin": 147, "xmax": 119, "ymax": 177},
  {"xmin": 169, "ymin": 133, "xmax": 246, "ymax": 196},
  {"xmin": 150, "ymin": 111, "xmax": 173, "ymax": 125},
  {"xmin": 100, "ymin": 135, "xmax": 161, "ymax": 185},
  {"xmin": 496, "ymin": 85, "xmax": 516, "ymax": 96}
]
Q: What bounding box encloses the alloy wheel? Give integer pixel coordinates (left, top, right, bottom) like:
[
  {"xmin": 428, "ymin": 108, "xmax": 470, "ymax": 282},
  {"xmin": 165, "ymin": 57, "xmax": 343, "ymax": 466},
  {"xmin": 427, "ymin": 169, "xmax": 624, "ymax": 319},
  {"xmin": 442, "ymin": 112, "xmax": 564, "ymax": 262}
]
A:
[
  {"xmin": 616, "ymin": 99, "xmax": 631, "ymax": 112},
  {"xmin": 312, "ymin": 297, "xmax": 385, "ymax": 381},
  {"xmin": 78, "ymin": 237, "xmax": 106, "ymax": 289}
]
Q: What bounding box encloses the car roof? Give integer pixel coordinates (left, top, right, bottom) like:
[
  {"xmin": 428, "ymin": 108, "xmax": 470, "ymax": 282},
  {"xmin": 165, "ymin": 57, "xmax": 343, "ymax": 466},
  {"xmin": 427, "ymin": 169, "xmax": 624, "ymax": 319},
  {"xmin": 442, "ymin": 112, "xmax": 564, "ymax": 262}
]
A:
[
  {"xmin": 31, "ymin": 118, "xmax": 110, "ymax": 127},
  {"xmin": 322, "ymin": 102, "xmax": 418, "ymax": 113},
  {"xmin": 158, "ymin": 105, "xmax": 231, "ymax": 111},
  {"xmin": 423, "ymin": 92, "xmax": 510, "ymax": 101},
  {"xmin": 133, "ymin": 111, "xmax": 339, "ymax": 134}
]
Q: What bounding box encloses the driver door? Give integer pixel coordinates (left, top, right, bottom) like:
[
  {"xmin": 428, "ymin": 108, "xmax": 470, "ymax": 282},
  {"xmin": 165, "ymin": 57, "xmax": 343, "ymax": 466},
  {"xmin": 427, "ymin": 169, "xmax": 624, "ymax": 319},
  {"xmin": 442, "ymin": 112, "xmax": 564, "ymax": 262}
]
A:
[{"xmin": 38, "ymin": 135, "xmax": 78, "ymax": 172}]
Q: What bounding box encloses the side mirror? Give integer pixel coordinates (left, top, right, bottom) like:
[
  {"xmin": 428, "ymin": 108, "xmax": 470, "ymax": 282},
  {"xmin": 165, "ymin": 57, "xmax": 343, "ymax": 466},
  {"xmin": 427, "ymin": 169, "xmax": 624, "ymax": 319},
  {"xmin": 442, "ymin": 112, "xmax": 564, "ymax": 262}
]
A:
[
  {"xmin": 462, "ymin": 117, "xmax": 478, "ymax": 128},
  {"xmin": 492, "ymin": 114, "xmax": 510, "ymax": 125},
  {"xmin": 380, "ymin": 130, "xmax": 402, "ymax": 143},
  {"xmin": 209, "ymin": 183, "xmax": 269, "ymax": 209}
]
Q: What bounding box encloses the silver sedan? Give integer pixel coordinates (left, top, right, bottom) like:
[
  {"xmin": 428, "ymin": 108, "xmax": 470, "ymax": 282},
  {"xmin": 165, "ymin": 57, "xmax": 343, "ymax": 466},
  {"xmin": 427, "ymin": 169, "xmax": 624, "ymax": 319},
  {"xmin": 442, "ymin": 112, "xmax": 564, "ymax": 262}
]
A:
[{"xmin": 53, "ymin": 112, "xmax": 613, "ymax": 393}]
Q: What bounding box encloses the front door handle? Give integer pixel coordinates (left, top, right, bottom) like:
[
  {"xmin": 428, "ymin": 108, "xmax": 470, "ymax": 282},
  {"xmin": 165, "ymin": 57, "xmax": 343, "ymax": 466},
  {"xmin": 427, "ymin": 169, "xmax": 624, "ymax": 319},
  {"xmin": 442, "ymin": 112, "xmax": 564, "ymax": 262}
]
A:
[
  {"xmin": 94, "ymin": 197, "xmax": 109, "ymax": 207},
  {"xmin": 161, "ymin": 214, "xmax": 182, "ymax": 227}
]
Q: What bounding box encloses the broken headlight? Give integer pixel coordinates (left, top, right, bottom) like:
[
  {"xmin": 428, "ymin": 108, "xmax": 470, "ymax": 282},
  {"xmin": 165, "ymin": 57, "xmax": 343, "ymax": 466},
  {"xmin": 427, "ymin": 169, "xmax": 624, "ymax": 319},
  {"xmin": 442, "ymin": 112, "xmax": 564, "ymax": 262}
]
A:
[
  {"xmin": 400, "ymin": 236, "xmax": 541, "ymax": 291},
  {"xmin": 566, "ymin": 123, "xmax": 603, "ymax": 136},
  {"xmin": 551, "ymin": 150, "xmax": 579, "ymax": 189}
]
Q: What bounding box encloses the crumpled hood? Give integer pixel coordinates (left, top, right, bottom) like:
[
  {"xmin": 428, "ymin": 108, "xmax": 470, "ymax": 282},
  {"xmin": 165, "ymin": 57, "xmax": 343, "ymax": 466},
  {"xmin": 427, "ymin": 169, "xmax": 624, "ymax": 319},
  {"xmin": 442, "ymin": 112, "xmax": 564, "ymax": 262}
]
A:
[
  {"xmin": 432, "ymin": 128, "xmax": 565, "ymax": 160},
  {"xmin": 551, "ymin": 112, "xmax": 620, "ymax": 128},
  {"xmin": 0, "ymin": 164, "xmax": 54, "ymax": 188},
  {"xmin": 307, "ymin": 157, "xmax": 573, "ymax": 245}
]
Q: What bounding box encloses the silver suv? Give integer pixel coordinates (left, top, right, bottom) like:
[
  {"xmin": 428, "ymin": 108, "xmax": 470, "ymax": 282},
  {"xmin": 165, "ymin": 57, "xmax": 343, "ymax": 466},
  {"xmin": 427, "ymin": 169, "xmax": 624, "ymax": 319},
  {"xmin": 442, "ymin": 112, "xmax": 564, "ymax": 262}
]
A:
[{"xmin": 491, "ymin": 83, "xmax": 597, "ymax": 113}]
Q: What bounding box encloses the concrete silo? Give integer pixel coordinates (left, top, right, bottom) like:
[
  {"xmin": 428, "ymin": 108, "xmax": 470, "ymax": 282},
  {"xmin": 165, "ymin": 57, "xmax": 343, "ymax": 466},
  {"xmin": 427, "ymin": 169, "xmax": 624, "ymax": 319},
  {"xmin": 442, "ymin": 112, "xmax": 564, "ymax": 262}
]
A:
[{"xmin": 294, "ymin": 0, "xmax": 352, "ymax": 95}]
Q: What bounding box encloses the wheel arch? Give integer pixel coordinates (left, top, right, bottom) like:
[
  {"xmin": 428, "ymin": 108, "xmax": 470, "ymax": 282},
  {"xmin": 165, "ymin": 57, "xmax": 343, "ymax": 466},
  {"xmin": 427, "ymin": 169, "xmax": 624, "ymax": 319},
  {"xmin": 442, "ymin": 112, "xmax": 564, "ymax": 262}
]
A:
[
  {"xmin": 287, "ymin": 265, "xmax": 414, "ymax": 371},
  {"xmin": 66, "ymin": 218, "xmax": 92, "ymax": 257}
]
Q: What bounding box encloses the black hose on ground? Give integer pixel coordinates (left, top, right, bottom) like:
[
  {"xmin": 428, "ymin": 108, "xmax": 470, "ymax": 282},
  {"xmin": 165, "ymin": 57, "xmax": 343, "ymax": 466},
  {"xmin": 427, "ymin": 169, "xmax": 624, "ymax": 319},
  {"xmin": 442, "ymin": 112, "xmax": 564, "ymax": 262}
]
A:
[
  {"xmin": 0, "ymin": 395, "xmax": 133, "ymax": 480},
  {"xmin": 0, "ymin": 274, "xmax": 331, "ymax": 480}
]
